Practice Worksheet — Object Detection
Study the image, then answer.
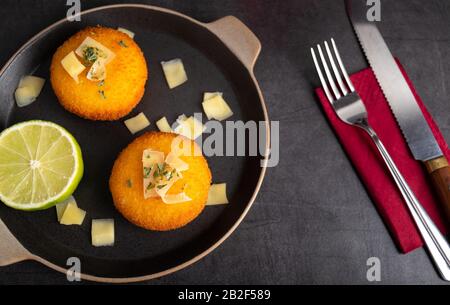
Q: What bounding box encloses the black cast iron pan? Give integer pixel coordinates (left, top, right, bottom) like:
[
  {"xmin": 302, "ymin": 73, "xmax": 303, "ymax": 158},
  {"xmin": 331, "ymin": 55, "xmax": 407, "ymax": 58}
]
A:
[{"xmin": 0, "ymin": 4, "xmax": 269, "ymax": 282}]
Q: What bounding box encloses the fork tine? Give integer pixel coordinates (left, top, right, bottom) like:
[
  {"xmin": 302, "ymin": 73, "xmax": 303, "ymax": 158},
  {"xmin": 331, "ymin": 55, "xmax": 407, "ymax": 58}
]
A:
[
  {"xmin": 311, "ymin": 48, "xmax": 334, "ymax": 103},
  {"xmin": 324, "ymin": 41, "xmax": 348, "ymax": 96},
  {"xmin": 317, "ymin": 44, "xmax": 341, "ymax": 100},
  {"xmin": 331, "ymin": 38, "xmax": 355, "ymax": 92}
]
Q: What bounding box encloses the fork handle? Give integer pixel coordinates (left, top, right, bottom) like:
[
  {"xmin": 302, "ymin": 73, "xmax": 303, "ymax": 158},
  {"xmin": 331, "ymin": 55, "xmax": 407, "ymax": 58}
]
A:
[
  {"xmin": 424, "ymin": 157, "xmax": 450, "ymax": 225},
  {"xmin": 358, "ymin": 120, "xmax": 450, "ymax": 281}
]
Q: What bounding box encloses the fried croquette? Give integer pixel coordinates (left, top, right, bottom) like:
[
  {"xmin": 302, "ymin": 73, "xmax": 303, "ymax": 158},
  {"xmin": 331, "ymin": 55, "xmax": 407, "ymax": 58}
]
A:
[
  {"xmin": 50, "ymin": 26, "xmax": 148, "ymax": 120},
  {"xmin": 109, "ymin": 132, "xmax": 211, "ymax": 231}
]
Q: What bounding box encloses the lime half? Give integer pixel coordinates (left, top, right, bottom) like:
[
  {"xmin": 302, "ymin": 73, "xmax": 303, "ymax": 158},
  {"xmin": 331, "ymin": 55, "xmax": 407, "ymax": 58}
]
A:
[{"xmin": 0, "ymin": 120, "xmax": 83, "ymax": 210}]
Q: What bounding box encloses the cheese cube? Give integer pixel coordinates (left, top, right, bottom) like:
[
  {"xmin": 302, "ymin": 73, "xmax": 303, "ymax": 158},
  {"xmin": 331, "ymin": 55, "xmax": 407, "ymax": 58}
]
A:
[
  {"xmin": 174, "ymin": 116, "xmax": 204, "ymax": 140},
  {"xmin": 91, "ymin": 219, "xmax": 115, "ymax": 247},
  {"xmin": 165, "ymin": 151, "xmax": 189, "ymax": 172},
  {"xmin": 161, "ymin": 59, "xmax": 188, "ymax": 89},
  {"xmin": 124, "ymin": 112, "xmax": 150, "ymax": 134},
  {"xmin": 15, "ymin": 75, "xmax": 46, "ymax": 107},
  {"xmin": 156, "ymin": 117, "xmax": 172, "ymax": 132},
  {"xmin": 59, "ymin": 201, "xmax": 86, "ymax": 225},
  {"xmin": 86, "ymin": 59, "xmax": 106, "ymax": 81},
  {"xmin": 203, "ymin": 92, "xmax": 223, "ymax": 101},
  {"xmin": 117, "ymin": 27, "xmax": 135, "ymax": 39},
  {"xmin": 75, "ymin": 37, "xmax": 115, "ymax": 65},
  {"xmin": 55, "ymin": 196, "xmax": 76, "ymax": 222},
  {"xmin": 15, "ymin": 87, "xmax": 36, "ymax": 107},
  {"xmin": 18, "ymin": 76, "xmax": 45, "ymax": 97},
  {"xmin": 202, "ymin": 95, "xmax": 233, "ymax": 121},
  {"xmin": 176, "ymin": 114, "xmax": 187, "ymax": 123},
  {"xmin": 206, "ymin": 183, "xmax": 229, "ymax": 205},
  {"xmin": 61, "ymin": 51, "xmax": 86, "ymax": 83}
]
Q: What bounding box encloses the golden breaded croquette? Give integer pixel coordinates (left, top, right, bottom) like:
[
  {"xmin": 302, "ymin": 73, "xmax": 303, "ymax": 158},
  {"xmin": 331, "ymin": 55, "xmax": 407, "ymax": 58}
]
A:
[
  {"xmin": 109, "ymin": 132, "xmax": 211, "ymax": 231},
  {"xmin": 50, "ymin": 26, "xmax": 148, "ymax": 120}
]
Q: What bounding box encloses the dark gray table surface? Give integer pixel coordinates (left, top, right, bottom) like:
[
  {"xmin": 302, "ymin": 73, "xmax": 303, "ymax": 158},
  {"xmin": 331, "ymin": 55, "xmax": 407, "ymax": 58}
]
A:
[{"xmin": 1, "ymin": 0, "xmax": 449, "ymax": 285}]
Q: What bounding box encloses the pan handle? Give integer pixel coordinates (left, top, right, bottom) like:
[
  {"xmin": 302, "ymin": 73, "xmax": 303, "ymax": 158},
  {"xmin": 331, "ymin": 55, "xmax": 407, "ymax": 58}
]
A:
[
  {"xmin": 205, "ymin": 16, "xmax": 261, "ymax": 71},
  {"xmin": 0, "ymin": 218, "xmax": 32, "ymax": 266}
]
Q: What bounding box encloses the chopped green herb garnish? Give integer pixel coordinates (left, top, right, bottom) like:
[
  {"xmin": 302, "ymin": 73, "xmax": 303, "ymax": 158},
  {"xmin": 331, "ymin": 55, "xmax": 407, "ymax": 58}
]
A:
[
  {"xmin": 126, "ymin": 179, "xmax": 133, "ymax": 188},
  {"xmin": 82, "ymin": 46, "xmax": 107, "ymax": 65},
  {"xmin": 146, "ymin": 182, "xmax": 155, "ymax": 190},
  {"xmin": 98, "ymin": 90, "xmax": 106, "ymax": 99},
  {"xmin": 157, "ymin": 184, "xmax": 167, "ymax": 189},
  {"xmin": 165, "ymin": 171, "xmax": 173, "ymax": 180},
  {"xmin": 97, "ymin": 80, "xmax": 105, "ymax": 87},
  {"xmin": 83, "ymin": 46, "xmax": 98, "ymax": 64},
  {"xmin": 118, "ymin": 40, "xmax": 128, "ymax": 48},
  {"xmin": 143, "ymin": 167, "xmax": 151, "ymax": 178},
  {"xmin": 151, "ymin": 162, "xmax": 176, "ymax": 183}
]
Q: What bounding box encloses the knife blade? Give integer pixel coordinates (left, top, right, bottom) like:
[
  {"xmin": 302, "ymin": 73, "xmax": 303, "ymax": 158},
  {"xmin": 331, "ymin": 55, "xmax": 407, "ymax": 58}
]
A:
[{"xmin": 346, "ymin": 0, "xmax": 450, "ymax": 223}]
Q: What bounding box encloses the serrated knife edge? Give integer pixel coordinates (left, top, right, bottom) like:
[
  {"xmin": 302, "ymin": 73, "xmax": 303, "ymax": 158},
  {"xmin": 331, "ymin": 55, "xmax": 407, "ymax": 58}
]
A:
[{"xmin": 347, "ymin": 1, "xmax": 442, "ymax": 161}]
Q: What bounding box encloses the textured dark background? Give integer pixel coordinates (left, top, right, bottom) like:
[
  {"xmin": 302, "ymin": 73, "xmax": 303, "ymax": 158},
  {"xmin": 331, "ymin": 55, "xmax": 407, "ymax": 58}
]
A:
[{"xmin": 1, "ymin": 0, "xmax": 450, "ymax": 285}]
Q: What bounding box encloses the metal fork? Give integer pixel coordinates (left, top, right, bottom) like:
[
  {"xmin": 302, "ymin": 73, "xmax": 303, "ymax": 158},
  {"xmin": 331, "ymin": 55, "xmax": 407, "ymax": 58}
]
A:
[{"xmin": 311, "ymin": 39, "xmax": 450, "ymax": 281}]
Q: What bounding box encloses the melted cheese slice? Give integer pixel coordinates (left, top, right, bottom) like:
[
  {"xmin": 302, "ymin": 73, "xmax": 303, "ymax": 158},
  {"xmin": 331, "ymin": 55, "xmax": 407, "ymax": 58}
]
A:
[
  {"xmin": 87, "ymin": 59, "xmax": 107, "ymax": 81},
  {"xmin": 117, "ymin": 27, "xmax": 135, "ymax": 38},
  {"xmin": 163, "ymin": 192, "xmax": 192, "ymax": 204},
  {"xmin": 61, "ymin": 51, "xmax": 86, "ymax": 83},
  {"xmin": 161, "ymin": 59, "xmax": 188, "ymax": 89},
  {"xmin": 165, "ymin": 151, "xmax": 189, "ymax": 172},
  {"xmin": 143, "ymin": 150, "xmax": 165, "ymax": 164},
  {"xmin": 143, "ymin": 150, "xmax": 165, "ymax": 198},
  {"xmin": 91, "ymin": 219, "xmax": 115, "ymax": 247},
  {"xmin": 142, "ymin": 149, "xmax": 191, "ymax": 203},
  {"xmin": 75, "ymin": 37, "xmax": 115, "ymax": 65}
]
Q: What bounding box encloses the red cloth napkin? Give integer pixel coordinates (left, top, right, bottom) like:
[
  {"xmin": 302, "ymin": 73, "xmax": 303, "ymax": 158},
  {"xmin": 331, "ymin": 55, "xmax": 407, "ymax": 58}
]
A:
[{"xmin": 315, "ymin": 60, "xmax": 449, "ymax": 253}]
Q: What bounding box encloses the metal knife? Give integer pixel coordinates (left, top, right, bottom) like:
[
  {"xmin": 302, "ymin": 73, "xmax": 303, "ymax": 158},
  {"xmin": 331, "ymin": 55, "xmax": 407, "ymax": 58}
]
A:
[{"xmin": 346, "ymin": 0, "xmax": 450, "ymax": 225}]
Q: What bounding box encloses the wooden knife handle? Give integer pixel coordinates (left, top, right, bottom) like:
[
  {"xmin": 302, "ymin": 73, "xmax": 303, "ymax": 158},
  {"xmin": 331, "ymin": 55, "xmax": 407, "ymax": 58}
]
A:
[{"xmin": 425, "ymin": 156, "xmax": 450, "ymax": 225}]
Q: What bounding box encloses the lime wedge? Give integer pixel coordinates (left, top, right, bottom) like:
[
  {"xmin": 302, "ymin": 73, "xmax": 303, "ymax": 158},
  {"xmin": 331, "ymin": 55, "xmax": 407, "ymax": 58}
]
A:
[{"xmin": 0, "ymin": 120, "xmax": 83, "ymax": 210}]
